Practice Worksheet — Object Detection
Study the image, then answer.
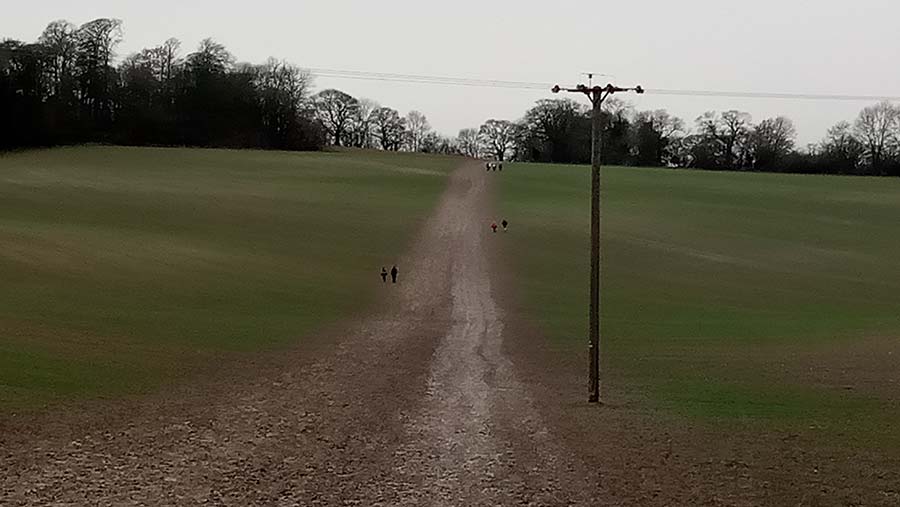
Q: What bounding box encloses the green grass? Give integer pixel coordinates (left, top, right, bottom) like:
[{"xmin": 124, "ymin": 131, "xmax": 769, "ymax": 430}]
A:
[
  {"xmin": 0, "ymin": 146, "xmax": 459, "ymax": 408},
  {"xmin": 497, "ymin": 163, "xmax": 900, "ymax": 443}
]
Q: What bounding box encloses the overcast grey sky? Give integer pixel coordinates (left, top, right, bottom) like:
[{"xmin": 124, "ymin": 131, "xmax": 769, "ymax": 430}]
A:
[{"xmin": 5, "ymin": 0, "xmax": 899, "ymax": 145}]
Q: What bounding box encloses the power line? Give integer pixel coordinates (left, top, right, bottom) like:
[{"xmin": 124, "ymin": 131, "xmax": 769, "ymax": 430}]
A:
[
  {"xmin": 305, "ymin": 67, "xmax": 551, "ymax": 90},
  {"xmin": 646, "ymin": 88, "xmax": 900, "ymax": 102},
  {"xmin": 305, "ymin": 67, "xmax": 900, "ymax": 102}
]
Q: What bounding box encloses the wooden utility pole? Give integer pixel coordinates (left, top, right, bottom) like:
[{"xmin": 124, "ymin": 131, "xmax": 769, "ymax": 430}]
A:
[{"xmin": 552, "ymin": 78, "xmax": 643, "ymax": 403}]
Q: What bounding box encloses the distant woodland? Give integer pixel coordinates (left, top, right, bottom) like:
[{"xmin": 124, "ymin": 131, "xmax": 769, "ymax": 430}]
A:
[{"xmin": 4, "ymin": 18, "xmax": 899, "ymax": 176}]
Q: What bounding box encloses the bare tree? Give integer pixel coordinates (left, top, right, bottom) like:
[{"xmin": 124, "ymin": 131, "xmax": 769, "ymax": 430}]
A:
[
  {"xmin": 649, "ymin": 110, "xmax": 684, "ymax": 140},
  {"xmin": 479, "ymin": 119, "xmax": 517, "ymax": 161},
  {"xmin": 692, "ymin": 112, "xmax": 726, "ymax": 169},
  {"xmin": 819, "ymin": 121, "xmax": 864, "ymax": 174},
  {"xmin": 854, "ymin": 101, "xmax": 900, "ymax": 174},
  {"xmin": 157, "ymin": 38, "xmax": 181, "ymax": 83},
  {"xmin": 314, "ymin": 89, "xmax": 359, "ymax": 146},
  {"xmin": 186, "ymin": 38, "xmax": 234, "ymax": 75},
  {"xmin": 720, "ymin": 110, "xmax": 753, "ymax": 169},
  {"xmin": 75, "ymin": 18, "xmax": 123, "ymax": 123},
  {"xmin": 694, "ymin": 110, "xmax": 752, "ymax": 169},
  {"xmin": 750, "ymin": 116, "xmax": 796, "ymax": 170},
  {"xmin": 509, "ymin": 120, "xmax": 530, "ymax": 161},
  {"xmin": 520, "ymin": 98, "xmax": 591, "ymax": 163},
  {"xmin": 371, "ymin": 106, "xmax": 405, "ymax": 150},
  {"xmin": 632, "ymin": 109, "xmax": 685, "ymax": 166},
  {"xmin": 255, "ymin": 58, "xmax": 313, "ymax": 147},
  {"xmin": 457, "ymin": 128, "xmax": 481, "ymax": 158},
  {"xmin": 420, "ymin": 132, "xmax": 455, "ymax": 154},
  {"xmin": 404, "ymin": 110, "xmax": 430, "ymax": 152},
  {"xmin": 124, "ymin": 39, "xmax": 184, "ymax": 83},
  {"xmin": 347, "ymin": 98, "xmax": 378, "ymax": 148},
  {"xmin": 695, "ymin": 111, "xmax": 720, "ymax": 138},
  {"xmin": 669, "ymin": 133, "xmax": 702, "ymax": 168},
  {"xmin": 39, "ymin": 20, "xmax": 78, "ymax": 97},
  {"xmin": 603, "ymin": 97, "xmax": 633, "ymax": 123},
  {"xmin": 76, "ymin": 18, "xmax": 123, "ymax": 68}
]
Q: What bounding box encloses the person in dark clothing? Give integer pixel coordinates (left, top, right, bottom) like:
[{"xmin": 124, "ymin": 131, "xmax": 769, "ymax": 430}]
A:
[
  {"xmin": 390, "ymin": 265, "xmax": 399, "ymax": 283},
  {"xmin": 491, "ymin": 222, "xmax": 498, "ymax": 233},
  {"xmin": 381, "ymin": 267, "xmax": 388, "ymax": 283},
  {"xmin": 501, "ymin": 219, "xmax": 508, "ymax": 231}
]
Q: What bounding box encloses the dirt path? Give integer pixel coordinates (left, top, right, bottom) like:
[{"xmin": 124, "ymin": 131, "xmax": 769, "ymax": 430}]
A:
[
  {"xmin": 1, "ymin": 161, "xmax": 601, "ymax": 505},
  {"xmin": 384, "ymin": 164, "xmax": 599, "ymax": 505}
]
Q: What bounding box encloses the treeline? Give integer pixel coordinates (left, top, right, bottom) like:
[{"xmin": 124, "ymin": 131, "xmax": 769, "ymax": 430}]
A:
[
  {"xmin": 1, "ymin": 18, "xmax": 323, "ymax": 151},
  {"xmin": 5, "ymin": 18, "xmax": 899, "ymax": 176},
  {"xmin": 310, "ymin": 89, "xmax": 453, "ymax": 153},
  {"xmin": 458, "ymin": 98, "xmax": 900, "ymax": 177},
  {"xmin": 313, "ymin": 90, "xmax": 900, "ymax": 177}
]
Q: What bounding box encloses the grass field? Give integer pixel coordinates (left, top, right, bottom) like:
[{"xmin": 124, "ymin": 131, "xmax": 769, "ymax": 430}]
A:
[
  {"xmin": 498, "ymin": 163, "xmax": 900, "ymax": 445},
  {"xmin": 0, "ymin": 146, "xmax": 458, "ymax": 408}
]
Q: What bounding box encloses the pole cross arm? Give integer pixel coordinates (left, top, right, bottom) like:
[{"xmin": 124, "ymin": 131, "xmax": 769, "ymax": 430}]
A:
[{"xmin": 552, "ymin": 84, "xmax": 644, "ymax": 95}]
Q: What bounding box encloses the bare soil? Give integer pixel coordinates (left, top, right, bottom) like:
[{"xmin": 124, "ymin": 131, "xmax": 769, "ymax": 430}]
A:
[{"xmin": 2, "ymin": 161, "xmax": 899, "ymax": 506}]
